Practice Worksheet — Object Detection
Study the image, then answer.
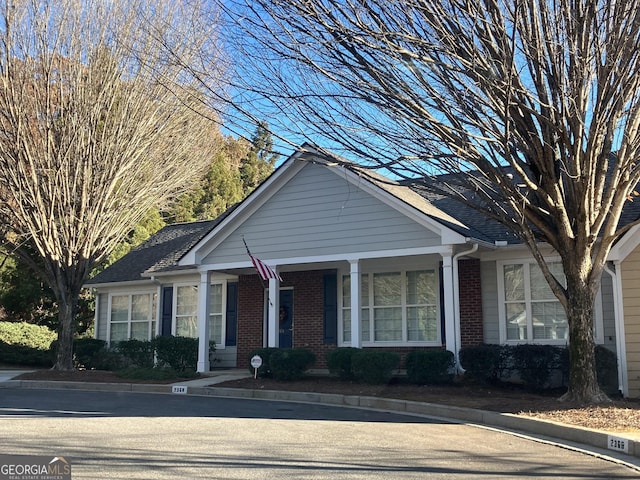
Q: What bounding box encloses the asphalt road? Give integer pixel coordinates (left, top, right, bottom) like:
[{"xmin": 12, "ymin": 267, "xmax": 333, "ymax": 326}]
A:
[{"xmin": 0, "ymin": 388, "xmax": 637, "ymax": 479}]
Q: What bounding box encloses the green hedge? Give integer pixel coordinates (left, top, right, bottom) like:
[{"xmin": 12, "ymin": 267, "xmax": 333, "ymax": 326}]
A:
[
  {"xmin": 0, "ymin": 321, "xmax": 56, "ymax": 367},
  {"xmin": 73, "ymin": 338, "xmax": 107, "ymax": 369},
  {"xmin": 116, "ymin": 339, "xmax": 155, "ymax": 369},
  {"xmin": 326, "ymin": 347, "xmax": 359, "ymax": 380},
  {"xmin": 351, "ymin": 350, "xmax": 400, "ymax": 384},
  {"xmin": 0, "ymin": 321, "xmax": 56, "ymax": 350},
  {"xmin": 459, "ymin": 344, "xmax": 506, "ymax": 384},
  {"xmin": 247, "ymin": 347, "xmax": 280, "ymax": 378},
  {"xmin": 405, "ymin": 349, "xmax": 454, "ymax": 385},
  {"xmin": 460, "ymin": 344, "xmax": 619, "ymax": 393},
  {"xmin": 269, "ymin": 348, "xmax": 316, "ymax": 381}
]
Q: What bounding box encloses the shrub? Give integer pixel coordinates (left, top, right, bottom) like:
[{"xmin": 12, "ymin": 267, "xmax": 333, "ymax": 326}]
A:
[
  {"xmin": 73, "ymin": 338, "xmax": 107, "ymax": 369},
  {"xmin": 88, "ymin": 347, "xmax": 126, "ymax": 371},
  {"xmin": 0, "ymin": 321, "xmax": 56, "ymax": 350},
  {"xmin": 116, "ymin": 339, "xmax": 155, "ymax": 369},
  {"xmin": 152, "ymin": 336, "xmax": 199, "ymax": 373},
  {"xmin": 511, "ymin": 344, "xmax": 564, "ymax": 391},
  {"xmin": 0, "ymin": 322, "xmax": 56, "ymax": 367},
  {"xmin": 459, "ymin": 344, "xmax": 506, "ymax": 384},
  {"xmin": 269, "ymin": 348, "xmax": 316, "ymax": 381},
  {"xmin": 0, "ymin": 340, "xmax": 53, "ymax": 367},
  {"xmin": 247, "ymin": 347, "xmax": 280, "ymax": 378},
  {"xmin": 595, "ymin": 345, "xmax": 619, "ymax": 394},
  {"xmin": 326, "ymin": 347, "xmax": 359, "ymax": 380},
  {"xmin": 405, "ymin": 349, "xmax": 455, "ymax": 385},
  {"xmin": 117, "ymin": 366, "xmax": 198, "ymax": 381},
  {"xmin": 351, "ymin": 350, "xmax": 400, "ymax": 384}
]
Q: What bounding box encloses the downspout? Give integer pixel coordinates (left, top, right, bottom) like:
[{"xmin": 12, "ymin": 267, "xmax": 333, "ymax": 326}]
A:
[
  {"xmin": 604, "ymin": 262, "xmax": 629, "ymax": 397},
  {"xmin": 452, "ymin": 242, "xmax": 479, "ymax": 372}
]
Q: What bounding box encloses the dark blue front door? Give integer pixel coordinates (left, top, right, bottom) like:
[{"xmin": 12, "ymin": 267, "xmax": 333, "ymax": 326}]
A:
[{"xmin": 279, "ymin": 290, "xmax": 293, "ymax": 348}]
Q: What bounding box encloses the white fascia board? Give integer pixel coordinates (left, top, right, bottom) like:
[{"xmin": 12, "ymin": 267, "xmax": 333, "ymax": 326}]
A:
[
  {"xmin": 179, "ymin": 154, "xmax": 306, "ymax": 266},
  {"xmin": 322, "ymin": 164, "xmax": 469, "ymax": 245},
  {"xmin": 479, "ymin": 242, "xmax": 556, "ymax": 261},
  {"xmin": 199, "ymin": 245, "xmax": 457, "ymax": 272},
  {"xmin": 609, "ymin": 223, "xmax": 640, "ymax": 262},
  {"xmin": 83, "ymin": 279, "xmax": 155, "ymax": 290}
]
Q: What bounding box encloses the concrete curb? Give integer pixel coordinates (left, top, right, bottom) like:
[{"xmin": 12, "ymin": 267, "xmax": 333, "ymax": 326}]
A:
[{"xmin": 3, "ymin": 379, "xmax": 639, "ymax": 465}]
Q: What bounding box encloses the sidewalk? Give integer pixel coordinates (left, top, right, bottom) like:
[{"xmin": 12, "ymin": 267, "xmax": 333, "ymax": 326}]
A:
[{"xmin": 2, "ymin": 369, "xmax": 639, "ymax": 469}]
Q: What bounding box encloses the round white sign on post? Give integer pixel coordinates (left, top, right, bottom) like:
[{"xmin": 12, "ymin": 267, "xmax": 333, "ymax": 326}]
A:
[{"xmin": 251, "ymin": 355, "xmax": 263, "ymax": 369}]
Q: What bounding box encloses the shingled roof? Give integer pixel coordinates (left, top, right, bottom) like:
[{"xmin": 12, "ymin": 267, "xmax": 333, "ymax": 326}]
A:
[
  {"xmin": 87, "ymin": 149, "xmax": 640, "ymax": 287},
  {"xmin": 86, "ymin": 217, "xmax": 226, "ymax": 285}
]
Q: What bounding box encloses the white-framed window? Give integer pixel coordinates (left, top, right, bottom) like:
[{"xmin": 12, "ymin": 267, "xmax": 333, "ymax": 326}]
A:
[
  {"xmin": 108, "ymin": 292, "xmax": 157, "ymax": 343},
  {"xmin": 175, "ymin": 284, "xmax": 198, "ymax": 338},
  {"xmin": 498, "ymin": 260, "xmax": 569, "ymax": 343},
  {"xmin": 208, "ymin": 282, "xmax": 225, "ymax": 347},
  {"xmin": 341, "ymin": 269, "xmax": 439, "ymax": 345},
  {"xmin": 497, "ymin": 259, "xmax": 605, "ymax": 344},
  {"xmin": 173, "ymin": 282, "xmax": 226, "ymax": 345}
]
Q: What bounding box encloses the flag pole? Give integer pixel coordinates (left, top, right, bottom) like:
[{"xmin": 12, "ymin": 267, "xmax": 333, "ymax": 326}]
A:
[{"xmin": 242, "ymin": 236, "xmax": 271, "ymax": 303}]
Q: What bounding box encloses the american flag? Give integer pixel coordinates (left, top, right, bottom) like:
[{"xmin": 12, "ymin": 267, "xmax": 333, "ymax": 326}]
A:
[{"xmin": 249, "ymin": 253, "xmax": 283, "ymax": 282}]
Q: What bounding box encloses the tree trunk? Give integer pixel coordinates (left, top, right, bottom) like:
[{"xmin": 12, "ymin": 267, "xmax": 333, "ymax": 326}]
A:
[
  {"xmin": 560, "ymin": 281, "xmax": 610, "ymax": 404},
  {"xmin": 53, "ymin": 286, "xmax": 80, "ymax": 371}
]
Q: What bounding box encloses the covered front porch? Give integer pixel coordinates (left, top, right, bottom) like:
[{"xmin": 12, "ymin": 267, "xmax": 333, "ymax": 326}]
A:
[{"xmin": 195, "ymin": 245, "xmax": 481, "ymax": 373}]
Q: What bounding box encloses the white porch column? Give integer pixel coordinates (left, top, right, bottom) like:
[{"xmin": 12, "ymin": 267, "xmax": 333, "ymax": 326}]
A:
[
  {"xmin": 442, "ymin": 253, "xmax": 456, "ymax": 355},
  {"xmin": 350, "ymin": 259, "xmax": 362, "ymax": 348},
  {"xmin": 267, "ymin": 276, "xmax": 280, "ymax": 347},
  {"xmin": 197, "ymin": 271, "xmax": 211, "ymax": 373}
]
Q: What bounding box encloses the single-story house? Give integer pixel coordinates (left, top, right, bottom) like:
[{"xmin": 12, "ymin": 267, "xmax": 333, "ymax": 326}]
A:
[{"xmin": 86, "ymin": 144, "xmax": 640, "ymax": 398}]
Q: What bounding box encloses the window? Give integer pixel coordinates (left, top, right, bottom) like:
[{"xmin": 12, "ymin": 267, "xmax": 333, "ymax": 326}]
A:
[
  {"xmin": 174, "ymin": 282, "xmax": 226, "ymax": 345},
  {"xmin": 209, "ymin": 283, "xmax": 224, "ymax": 346},
  {"xmin": 341, "ymin": 269, "xmax": 439, "ymax": 345},
  {"xmin": 499, "ymin": 261, "xmax": 568, "ymax": 342},
  {"xmin": 175, "ymin": 285, "xmax": 198, "ymax": 338},
  {"xmin": 109, "ymin": 293, "xmax": 157, "ymax": 343}
]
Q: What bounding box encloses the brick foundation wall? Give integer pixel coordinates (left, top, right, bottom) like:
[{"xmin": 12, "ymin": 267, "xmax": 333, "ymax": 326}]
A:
[{"xmin": 458, "ymin": 258, "xmax": 484, "ymax": 346}]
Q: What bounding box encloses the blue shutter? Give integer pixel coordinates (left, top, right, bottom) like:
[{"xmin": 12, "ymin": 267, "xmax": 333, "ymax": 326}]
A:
[
  {"xmin": 225, "ymin": 282, "xmax": 238, "ymax": 346},
  {"xmin": 161, "ymin": 287, "xmax": 173, "ymax": 337},
  {"xmin": 323, "ymin": 272, "xmax": 338, "ymax": 344}
]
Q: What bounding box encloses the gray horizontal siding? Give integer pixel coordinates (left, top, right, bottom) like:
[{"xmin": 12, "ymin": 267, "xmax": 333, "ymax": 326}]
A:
[
  {"xmin": 97, "ymin": 293, "xmax": 108, "ymax": 342},
  {"xmin": 203, "ymin": 163, "xmax": 442, "ymax": 264},
  {"xmin": 480, "ymin": 260, "xmax": 500, "ymax": 344}
]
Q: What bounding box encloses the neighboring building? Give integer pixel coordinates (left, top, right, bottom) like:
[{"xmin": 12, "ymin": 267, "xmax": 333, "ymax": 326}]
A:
[{"xmin": 86, "ymin": 144, "xmax": 638, "ymax": 397}]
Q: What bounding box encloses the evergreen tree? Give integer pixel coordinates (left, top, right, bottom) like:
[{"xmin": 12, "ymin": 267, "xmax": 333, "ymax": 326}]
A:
[{"xmin": 239, "ymin": 122, "xmax": 279, "ymax": 194}]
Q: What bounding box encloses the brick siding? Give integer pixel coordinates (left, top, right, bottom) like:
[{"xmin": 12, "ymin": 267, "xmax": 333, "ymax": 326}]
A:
[
  {"xmin": 237, "ymin": 260, "xmax": 485, "ymax": 369},
  {"xmin": 458, "ymin": 258, "xmax": 484, "ymax": 346},
  {"xmin": 236, "ymin": 270, "xmax": 336, "ymax": 369}
]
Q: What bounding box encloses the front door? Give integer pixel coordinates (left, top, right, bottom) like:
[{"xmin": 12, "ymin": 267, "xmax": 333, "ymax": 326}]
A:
[{"xmin": 279, "ymin": 289, "xmax": 293, "ymax": 348}]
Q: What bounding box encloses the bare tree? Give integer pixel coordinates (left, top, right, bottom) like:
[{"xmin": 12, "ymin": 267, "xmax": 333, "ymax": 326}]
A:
[
  {"xmin": 0, "ymin": 0, "xmax": 225, "ymax": 369},
  {"xmin": 217, "ymin": 0, "xmax": 640, "ymax": 403}
]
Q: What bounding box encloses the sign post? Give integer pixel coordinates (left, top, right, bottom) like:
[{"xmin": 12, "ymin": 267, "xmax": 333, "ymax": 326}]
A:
[{"xmin": 250, "ymin": 355, "xmax": 263, "ymax": 379}]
